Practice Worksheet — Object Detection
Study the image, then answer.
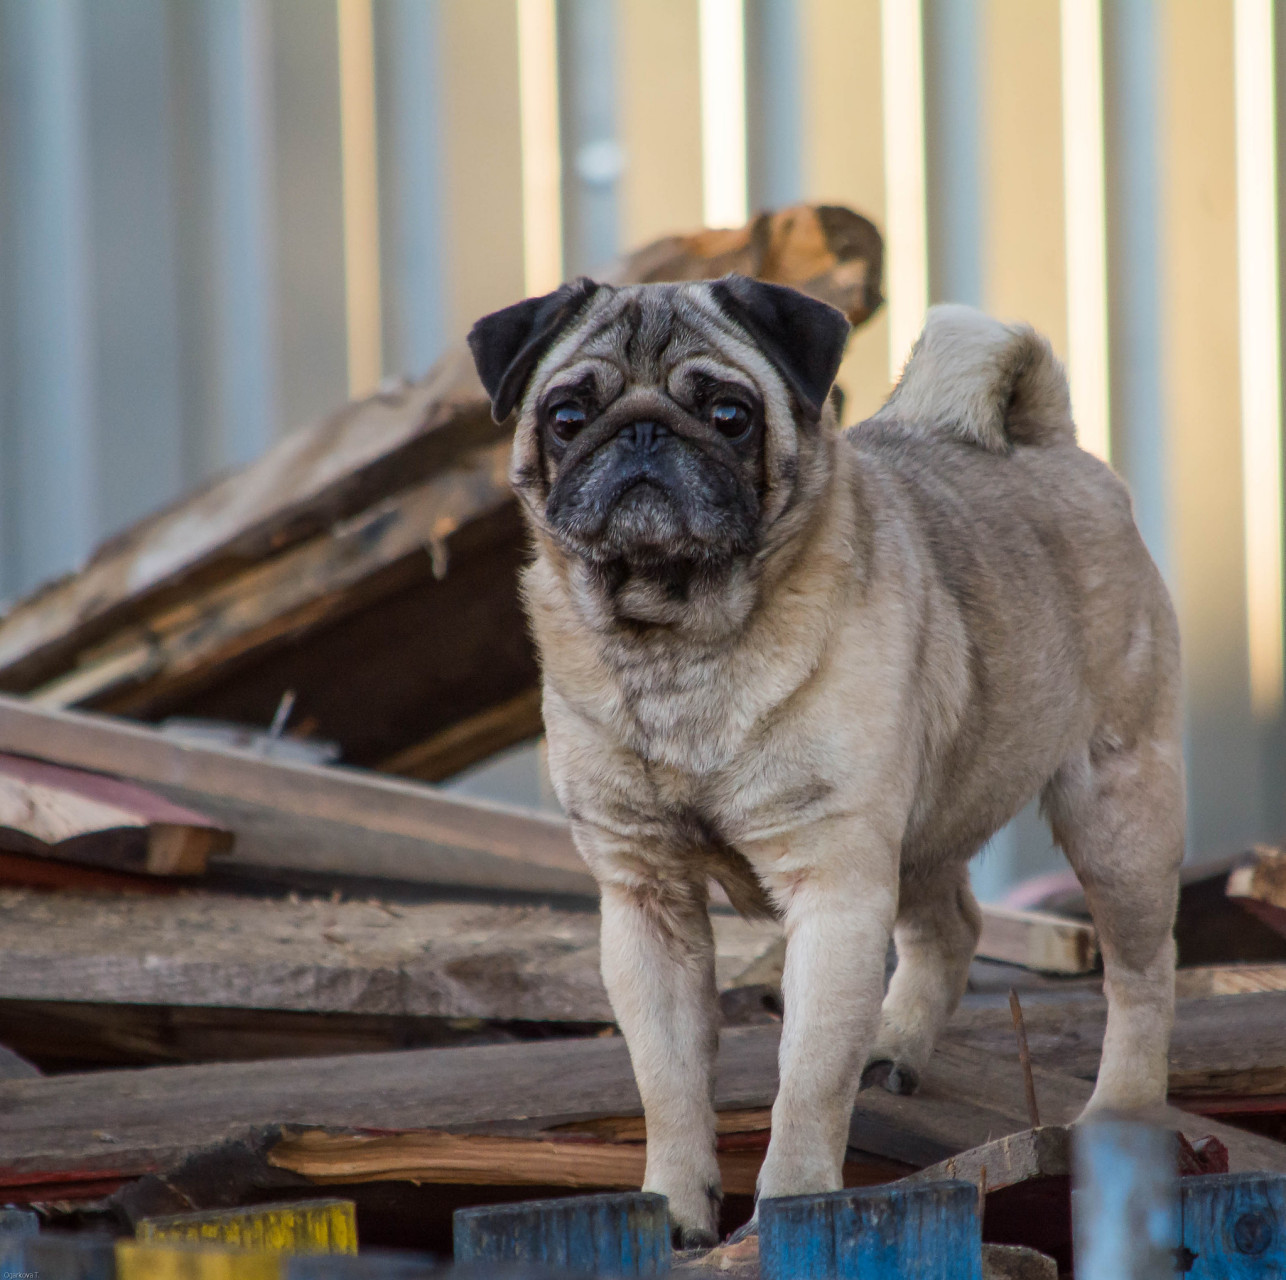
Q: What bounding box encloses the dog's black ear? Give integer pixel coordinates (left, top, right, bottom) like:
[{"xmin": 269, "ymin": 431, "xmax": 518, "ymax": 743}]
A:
[
  {"xmin": 710, "ymin": 275, "xmax": 851, "ymax": 421},
  {"xmin": 467, "ymin": 278, "xmax": 602, "ymax": 422}
]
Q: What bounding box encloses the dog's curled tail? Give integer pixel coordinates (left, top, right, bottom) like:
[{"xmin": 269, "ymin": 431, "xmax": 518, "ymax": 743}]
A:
[{"xmin": 870, "ymin": 304, "xmax": 1076, "ymax": 453}]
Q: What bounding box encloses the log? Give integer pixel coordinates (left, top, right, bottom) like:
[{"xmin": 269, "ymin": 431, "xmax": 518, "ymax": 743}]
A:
[
  {"xmin": 0, "ymin": 752, "xmax": 230, "ymax": 875},
  {"xmin": 0, "ymin": 206, "xmax": 884, "ymax": 779}
]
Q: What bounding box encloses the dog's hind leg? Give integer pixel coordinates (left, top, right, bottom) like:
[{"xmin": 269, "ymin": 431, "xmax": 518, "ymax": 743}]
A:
[
  {"xmin": 1043, "ymin": 729, "xmax": 1184, "ymax": 1114},
  {"xmin": 862, "ymin": 859, "xmax": 982, "ymax": 1095}
]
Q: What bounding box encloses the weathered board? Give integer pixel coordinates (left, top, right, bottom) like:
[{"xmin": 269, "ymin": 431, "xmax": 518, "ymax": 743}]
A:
[
  {"xmin": 0, "ymin": 697, "xmax": 596, "ymax": 896},
  {"xmin": 0, "ymin": 1022, "xmax": 1281, "ymax": 1209},
  {"xmin": 454, "ymin": 1191, "xmax": 670, "ymax": 1275},
  {"xmin": 0, "ymin": 886, "xmax": 780, "ymax": 1023},
  {"xmin": 949, "ymin": 989, "xmax": 1286, "ymax": 1099}
]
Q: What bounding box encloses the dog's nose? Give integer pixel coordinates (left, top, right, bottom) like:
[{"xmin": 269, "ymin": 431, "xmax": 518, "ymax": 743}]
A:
[{"xmin": 621, "ymin": 421, "xmax": 667, "ymax": 453}]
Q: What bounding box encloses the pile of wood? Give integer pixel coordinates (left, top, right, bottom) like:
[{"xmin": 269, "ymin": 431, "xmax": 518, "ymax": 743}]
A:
[{"xmin": 0, "ymin": 206, "xmax": 1285, "ymax": 1274}]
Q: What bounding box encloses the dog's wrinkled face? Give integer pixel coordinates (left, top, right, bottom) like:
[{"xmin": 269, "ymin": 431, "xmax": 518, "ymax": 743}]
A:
[{"xmin": 468, "ymin": 276, "xmax": 850, "ymax": 621}]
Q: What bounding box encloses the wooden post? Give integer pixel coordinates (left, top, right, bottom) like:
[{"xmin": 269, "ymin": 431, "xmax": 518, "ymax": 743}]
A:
[
  {"xmin": 116, "ymin": 1241, "xmax": 281, "ymax": 1280},
  {"xmin": 285, "ymin": 1256, "xmax": 435, "ymax": 1280},
  {"xmin": 2, "ymin": 1234, "xmax": 116, "ymax": 1280},
  {"xmin": 758, "ymin": 1180, "xmax": 983, "ymax": 1280},
  {"xmin": 1071, "ymin": 1119, "xmax": 1179, "ymax": 1280},
  {"xmin": 136, "ymin": 1201, "xmax": 357, "ymax": 1255},
  {"xmin": 453, "ymin": 1191, "xmax": 670, "ymax": 1276},
  {"xmin": 1181, "ymin": 1172, "xmax": 1286, "ymax": 1276},
  {"xmin": 0, "ymin": 1210, "xmax": 38, "ymax": 1238}
]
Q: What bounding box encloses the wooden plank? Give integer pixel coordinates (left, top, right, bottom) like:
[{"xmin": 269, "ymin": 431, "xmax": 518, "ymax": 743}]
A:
[
  {"xmin": 453, "ymin": 1192, "xmax": 669, "ymax": 1275},
  {"xmin": 901, "ymin": 1126, "xmax": 1070, "ymax": 1196},
  {"xmin": 1175, "ymin": 963, "xmax": 1286, "ymax": 999},
  {"xmin": 28, "ymin": 444, "xmax": 513, "ymax": 716},
  {"xmin": 0, "ymin": 1019, "xmax": 1281, "ymax": 1210},
  {"xmin": 116, "ymin": 1241, "xmax": 281, "ymax": 1280},
  {"xmin": 0, "ymin": 886, "xmax": 779, "ymax": 1023},
  {"xmin": 948, "ymin": 990, "xmax": 1286, "ymax": 1100},
  {"xmin": 0, "ymin": 697, "xmax": 597, "ymax": 896},
  {"xmin": 759, "ymin": 1181, "xmax": 982, "ymax": 1280},
  {"xmin": 0, "ymin": 753, "xmax": 230, "ymax": 875},
  {"xmin": 1181, "ymin": 1173, "xmax": 1286, "ymax": 1278},
  {"xmin": 1227, "ymin": 846, "xmax": 1286, "ymax": 940},
  {"xmin": 0, "ymin": 345, "xmax": 500, "ymax": 694},
  {"xmin": 974, "ymin": 906, "xmax": 1098, "ymax": 975},
  {"xmin": 715, "ymin": 906, "xmax": 1097, "ymax": 996},
  {"xmin": 136, "ymin": 1200, "xmax": 357, "ymax": 1254}
]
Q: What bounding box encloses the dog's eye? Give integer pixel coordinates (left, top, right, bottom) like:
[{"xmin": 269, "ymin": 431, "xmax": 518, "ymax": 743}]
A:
[
  {"xmin": 549, "ymin": 403, "xmax": 588, "ymax": 442},
  {"xmin": 710, "ymin": 401, "xmax": 752, "ymax": 440}
]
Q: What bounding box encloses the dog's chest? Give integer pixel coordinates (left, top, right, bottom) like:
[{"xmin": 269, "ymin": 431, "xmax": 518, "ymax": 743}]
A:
[{"xmin": 602, "ymin": 641, "xmax": 763, "ymax": 775}]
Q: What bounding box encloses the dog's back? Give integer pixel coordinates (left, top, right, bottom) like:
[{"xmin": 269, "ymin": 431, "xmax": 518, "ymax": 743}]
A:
[{"xmin": 843, "ymin": 305, "xmax": 1180, "ymax": 868}]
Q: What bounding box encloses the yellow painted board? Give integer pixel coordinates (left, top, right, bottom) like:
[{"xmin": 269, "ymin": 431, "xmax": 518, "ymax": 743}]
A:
[
  {"xmin": 116, "ymin": 1242, "xmax": 283, "ymax": 1280},
  {"xmin": 136, "ymin": 1199, "xmax": 357, "ymax": 1256}
]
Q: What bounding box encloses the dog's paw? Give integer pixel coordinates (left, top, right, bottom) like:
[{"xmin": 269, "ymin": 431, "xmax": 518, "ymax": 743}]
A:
[
  {"xmin": 676, "ymin": 1225, "xmax": 719, "ymax": 1251},
  {"xmin": 860, "ymin": 1058, "xmax": 920, "ymax": 1095}
]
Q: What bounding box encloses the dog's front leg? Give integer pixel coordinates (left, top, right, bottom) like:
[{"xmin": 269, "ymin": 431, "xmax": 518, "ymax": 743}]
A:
[
  {"xmin": 754, "ymin": 826, "xmax": 899, "ymax": 1200},
  {"xmin": 598, "ymin": 874, "xmax": 721, "ymax": 1248}
]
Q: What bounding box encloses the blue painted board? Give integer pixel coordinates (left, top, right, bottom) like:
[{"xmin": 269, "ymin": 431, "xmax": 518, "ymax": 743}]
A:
[
  {"xmin": 759, "ymin": 1179, "xmax": 983, "ymax": 1280},
  {"xmin": 1, "ymin": 1233, "xmax": 116, "ymax": 1280},
  {"xmin": 1072, "ymin": 1119, "xmax": 1179, "ymax": 1280},
  {"xmin": 454, "ymin": 1192, "xmax": 670, "ymax": 1276},
  {"xmin": 1181, "ymin": 1172, "xmax": 1286, "ymax": 1278},
  {"xmin": 286, "ymin": 1251, "xmax": 438, "ymax": 1280},
  {"xmin": 0, "ymin": 1214, "xmax": 37, "ymax": 1239}
]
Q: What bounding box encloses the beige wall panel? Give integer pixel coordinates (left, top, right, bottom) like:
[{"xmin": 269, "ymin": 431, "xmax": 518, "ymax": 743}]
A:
[
  {"xmin": 1158, "ymin": 0, "xmax": 1259, "ymax": 852},
  {"xmin": 440, "ymin": 0, "xmax": 526, "ymax": 333},
  {"xmin": 618, "ymin": 0, "xmax": 704, "ymax": 251},
  {"xmin": 798, "ymin": 0, "xmax": 889, "ymax": 422},
  {"xmin": 979, "ymin": 0, "xmax": 1067, "ymax": 358}
]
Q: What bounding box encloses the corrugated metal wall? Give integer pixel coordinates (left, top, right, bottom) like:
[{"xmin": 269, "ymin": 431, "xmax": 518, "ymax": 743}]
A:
[{"xmin": 0, "ymin": 0, "xmax": 1282, "ymax": 895}]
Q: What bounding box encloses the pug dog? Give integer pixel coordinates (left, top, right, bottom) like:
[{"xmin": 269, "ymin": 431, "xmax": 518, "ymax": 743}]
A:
[{"xmin": 468, "ymin": 278, "xmax": 1183, "ymax": 1247}]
